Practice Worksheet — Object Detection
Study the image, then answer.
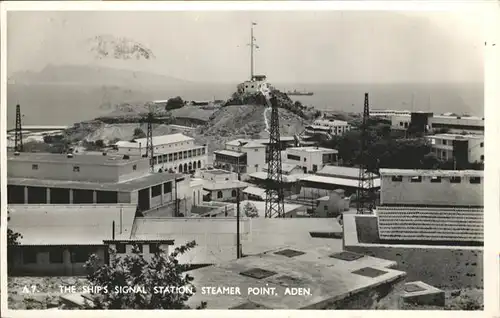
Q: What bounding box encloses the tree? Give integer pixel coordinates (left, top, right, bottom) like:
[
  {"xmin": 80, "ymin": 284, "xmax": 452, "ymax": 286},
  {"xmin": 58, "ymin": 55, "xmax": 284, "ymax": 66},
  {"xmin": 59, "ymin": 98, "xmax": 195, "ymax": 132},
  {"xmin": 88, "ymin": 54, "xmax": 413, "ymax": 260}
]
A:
[
  {"xmin": 95, "ymin": 139, "xmax": 105, "ymax": 148},
  {"xmin": 243, "ymin": 202, "xmax": 259, "ymax": 218},
  {"xmin": 165, "ymin": 96, "xmax": 185, "ymax": 111},
  {"xmin": 133, "ymin": 128, "xmax": 146, "ymax": 139},
  {"xmin": 7, "ymin": 208, "xmax": 22, "ymax": 245},
  {"xmin": 83, "ymin": 241, "xmax": 207, "ymax": 309}
]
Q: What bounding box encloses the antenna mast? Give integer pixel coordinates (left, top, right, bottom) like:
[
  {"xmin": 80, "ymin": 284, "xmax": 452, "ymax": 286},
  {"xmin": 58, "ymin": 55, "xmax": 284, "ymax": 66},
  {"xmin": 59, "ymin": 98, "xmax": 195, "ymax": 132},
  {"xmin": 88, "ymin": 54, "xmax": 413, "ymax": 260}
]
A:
[
  {"xmin": 14, "ymin": 104, "xmax": 23, "ymax": 152},
  {"xmin": 145, "ymin": 108, "xmax": 154, "ymax": 172},
  {"xmin": 356, "ymin": 93, "xmax": 375, "ymax": 214},
  {"xmin": 264, "ymin": 93, "xmax": 285, "ymax": 218}
]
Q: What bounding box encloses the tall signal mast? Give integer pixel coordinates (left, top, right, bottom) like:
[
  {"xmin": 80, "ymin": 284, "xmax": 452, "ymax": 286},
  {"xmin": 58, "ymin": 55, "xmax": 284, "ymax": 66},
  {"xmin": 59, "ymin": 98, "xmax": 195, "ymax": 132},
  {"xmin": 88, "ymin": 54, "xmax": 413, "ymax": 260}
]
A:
[{"xmin": 248, "ymin": 22, "xmax": 259, "ymax": 80}]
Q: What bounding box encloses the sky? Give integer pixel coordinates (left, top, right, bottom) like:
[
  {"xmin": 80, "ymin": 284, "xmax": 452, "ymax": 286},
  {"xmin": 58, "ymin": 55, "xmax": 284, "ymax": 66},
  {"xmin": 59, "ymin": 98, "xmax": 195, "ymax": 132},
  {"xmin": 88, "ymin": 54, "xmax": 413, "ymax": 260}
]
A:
[{"xmin": 7, "ymin": 10, "xmax": 485, "ymax": 84}]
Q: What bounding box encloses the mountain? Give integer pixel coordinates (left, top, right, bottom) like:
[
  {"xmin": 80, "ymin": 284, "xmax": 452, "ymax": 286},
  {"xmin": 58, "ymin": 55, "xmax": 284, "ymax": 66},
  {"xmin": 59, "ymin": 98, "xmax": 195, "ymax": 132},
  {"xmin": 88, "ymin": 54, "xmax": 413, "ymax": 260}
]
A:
[{"xmin": 8, "ymin": 64, "xmax": 191, "ymax": 88}]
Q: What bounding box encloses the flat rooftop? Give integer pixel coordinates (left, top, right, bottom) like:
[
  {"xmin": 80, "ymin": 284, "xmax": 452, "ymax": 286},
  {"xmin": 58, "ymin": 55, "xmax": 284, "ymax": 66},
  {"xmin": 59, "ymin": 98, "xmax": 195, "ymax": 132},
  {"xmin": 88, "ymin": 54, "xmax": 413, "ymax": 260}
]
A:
[
  {"xmin": 379, "ymin": 169, "xmax": 483, "ymax": 178},
  {"xmin": 185, "ymin": 248, "xmax": 405, "ymax": 309},
  {"xmin": 317, "ymin": 165, "xmax": 378, "ymax": 180},
  {"xmin": 300, "ymin": 175, "xmax": 381, "ymax": 188},
  {"xmin": 8, "ymin": 172, "xmax": 182, "ymax": 192},
  {"xmin": 427, "ymin": 133, "xmax": 484, "ymax": 140},
  {"xmin": 8, "ymin": 204, "xmax": 136, "ymax": 245},
  {"xmin": 287, "ymin": 146, "xmax": 338, "ymax": 153},
  {"xmin": 131, "ymin": 217, "xmax": 343, "ymax": 264},
  {"xmin": 115, "ymin": 133, "xmax": 194, "ymax": 148},
  {"xmin": 200, "ymin": 168, "xmax": 232, "ymax": 175},
  {"xmin": 7, "ymin": 152, "xmax": 144, "ymax": 166}
]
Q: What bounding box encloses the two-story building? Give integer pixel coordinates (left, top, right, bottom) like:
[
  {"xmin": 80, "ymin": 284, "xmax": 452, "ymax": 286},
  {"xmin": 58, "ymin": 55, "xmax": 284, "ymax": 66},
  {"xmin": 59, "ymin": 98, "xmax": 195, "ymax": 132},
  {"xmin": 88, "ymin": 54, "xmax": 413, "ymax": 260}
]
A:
[
  {"xmin": 214, "ymin": 137, "xmax": 296, "ymax": 176},
  {"xmin": 7, "ymin": 152, "xmax": 191, "ymax": 215},
  {"xmin": 282, "ymin": 146, "xmax": 338, "ymax": 173},
  {"xmin": 304, "ymin": 119, "xmax": 351, "ymax": 137},
  {"xmin": 425, "ymin": 133, "xmax": 484, "ymax": 164},
  {"xmin": 115, "ymin": 133, "xmax": 208, "ymax": 174}
]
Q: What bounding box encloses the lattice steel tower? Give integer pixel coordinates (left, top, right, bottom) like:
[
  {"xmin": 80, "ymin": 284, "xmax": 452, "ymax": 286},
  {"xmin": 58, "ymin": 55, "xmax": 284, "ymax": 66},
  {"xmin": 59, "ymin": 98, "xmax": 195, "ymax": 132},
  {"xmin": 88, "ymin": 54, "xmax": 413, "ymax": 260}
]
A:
[
  {"xmin": 14, "ymin": 104, "xmax": 23, "ymax": 152},
  {"xmin": 356, "ymin": 93, "xmax": 375, "ymax": 214},
  {"xmin": 145, "ymin": 111, "xmax": 154, "ymax": 172},
  {"xmin": 264, "ymin": 94, "xmax": 285, "ymax": 218}
]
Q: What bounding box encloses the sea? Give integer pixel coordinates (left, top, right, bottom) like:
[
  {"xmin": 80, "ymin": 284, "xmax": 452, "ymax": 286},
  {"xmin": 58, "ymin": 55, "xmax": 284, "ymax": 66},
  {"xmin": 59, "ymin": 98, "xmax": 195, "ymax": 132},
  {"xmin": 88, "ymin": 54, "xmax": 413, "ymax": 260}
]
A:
[{"xmin": 6, "ymin": 82, "xmax": 484, "ymax": 129}]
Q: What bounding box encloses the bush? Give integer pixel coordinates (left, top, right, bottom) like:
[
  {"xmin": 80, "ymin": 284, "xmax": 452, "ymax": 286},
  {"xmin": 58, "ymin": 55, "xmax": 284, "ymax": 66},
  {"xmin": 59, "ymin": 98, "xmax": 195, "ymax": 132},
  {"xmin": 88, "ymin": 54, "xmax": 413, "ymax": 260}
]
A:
[{"xmin": 83, "ymin": 241, "xmax": 207, "ymax": 309}]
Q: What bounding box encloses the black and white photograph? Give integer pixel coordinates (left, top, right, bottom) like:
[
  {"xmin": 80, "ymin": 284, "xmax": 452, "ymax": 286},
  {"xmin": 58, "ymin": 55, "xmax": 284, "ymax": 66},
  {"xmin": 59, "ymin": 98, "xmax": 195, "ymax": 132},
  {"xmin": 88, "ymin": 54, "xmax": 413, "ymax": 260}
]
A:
[{"xmin": 1, "ymin": 2, "xmax": 491, "ymax": 312}]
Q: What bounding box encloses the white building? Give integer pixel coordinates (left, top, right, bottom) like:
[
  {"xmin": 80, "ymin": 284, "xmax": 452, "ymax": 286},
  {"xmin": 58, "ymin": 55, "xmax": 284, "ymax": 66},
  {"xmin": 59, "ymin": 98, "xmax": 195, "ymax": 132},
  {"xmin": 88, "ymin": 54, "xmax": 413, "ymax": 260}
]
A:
[
  {"xmin": 379, "ymin": 169, "xmax": 483, "ymax": 207},
  {"xmin": 194, "ymin": 168, "xmax": 248, "ymax": 202},
  {"xmin": 391, "ymin": 115, "xmax": 412, "ymax": 130},
  {"xmin": 282, "ymin": 147, "xmax": 338, "ymax": 173},
  {"xmin": 115, "ymin": 133, "xmax": 208, "ymax": 174},
  {"xmin": 237, "ymin": 75, "xmax": 273, "ymax": 94},
  {"xmin": 426, "ymin": 133, "xmax": 484, "ymax": 164},
  {"xmin": 214, "ymin": 140, "xmax": 267, "ymax": 176},
  {"xmin": 389, "ymin": 113, "xmax": 484, "ymax": 135},
  {"xmin": 305, "ymin": 119, "xmax": 351, "ymax": 136},
  {"xmin": 7, "ymin": 152, "xmax": 193, "ymax": 215},
  {"xmin": 369, "ymin": 109, "xmax": 412, "ymax": 119}
]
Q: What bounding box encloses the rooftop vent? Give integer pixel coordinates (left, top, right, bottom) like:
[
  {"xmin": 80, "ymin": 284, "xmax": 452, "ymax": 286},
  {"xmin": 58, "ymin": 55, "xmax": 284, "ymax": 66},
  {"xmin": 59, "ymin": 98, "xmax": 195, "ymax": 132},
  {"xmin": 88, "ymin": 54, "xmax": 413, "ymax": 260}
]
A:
[
  {"xmin": 67, "ymin": 153, "xmax": 74, "ymax": 158},
  {"xmin": 14, "ymin": 151, "xmax": 20, "ymax": 156},
  {"xmin": 123, "ymin": 155, "xmax": 130, "ymax": 160},
  {"xmin": 240, "ymin": 268, "xmax": 277, "ymax": 280},
  {"xmin": 351, "ymin": 267, "xmax": 388, "ymax": 278},
  {"xmin": 273, "ymin": 249, "xmax": 305, "ymax": 258},
  {"xmin": 404, "ymin": 283, "xmax": 426, "ymax": 293},
  {"xmin": 329, "ymin": 251, "xmax": 364, "ymax": 261}
]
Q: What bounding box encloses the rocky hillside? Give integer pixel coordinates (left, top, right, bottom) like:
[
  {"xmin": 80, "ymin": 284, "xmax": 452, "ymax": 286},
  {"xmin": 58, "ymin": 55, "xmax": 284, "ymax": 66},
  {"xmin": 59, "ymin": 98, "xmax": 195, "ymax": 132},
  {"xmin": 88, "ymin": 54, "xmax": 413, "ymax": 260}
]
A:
[
  {"xmin": 194, "ymin": 104, "xmax": 310, "ymax": 153},
  {"xmin": 63, "ymin": 103, "xmax": 311, "ymax": 155}
]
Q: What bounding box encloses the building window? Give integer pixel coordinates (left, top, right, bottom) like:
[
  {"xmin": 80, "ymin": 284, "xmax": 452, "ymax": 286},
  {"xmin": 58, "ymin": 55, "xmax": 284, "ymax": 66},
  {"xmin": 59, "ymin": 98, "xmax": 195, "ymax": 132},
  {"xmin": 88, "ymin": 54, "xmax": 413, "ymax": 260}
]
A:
[
  {"xmin": 312, "ymin": 164, "xmax": 318, "ymax": 172},
  {"xmin": 304, "ymin": 158, "xmax": 307, "ymax": 162},
  {"xmin": 287, "ymin": 154, "xmax": 300, "ymax": 161},
  {"xmin": 151, "ymin": 185, "xmax": 162, "ymax": 197},
  {"xmin": 23, "ymin": 249, "xmax": 37, "ymax": 264},
  {"xmin": 217, "ymin": 191, "xmax": 223, "ymax": 199},
  {"xmin": 481, "ymin": 155, "xmax": 484, "ymax": 161},
  {"xmin": 391, "ymin": 176, "xmax": 403, "ymax": 182},
  {"xmin": 116, "ymin": 243, "xmax": 126, "ymax": 254},
  {"xmin": 202, "ymin": 148, "xmax": 206, "ymax": 155},
  {"xmin": 73, "ymin": 166, "xmax": 80, "ymax": 172},
  {"xmin": 255, "ymin": 164, "xmax": 258, "ymax": 169},
  {"xmin": 469, "ymin": 177, "xmax": 481, "ymax": 184},
  {"xmin": 32, "ymin": 164, "xmax": 38, "ymax": 170},
  {"xmin": 164, "ymin": 182, "xmax": 172, "ymax": 194},
  {"xmin": 430, "ymin": 176, "xmax": 442, "ymax": 183},
  {"xmin": 174, "ymin": 153, "xmax": 178, "ymax": 161},
  {"xmin": 133, "ymin": 165, "xmax": 137, "ymax": 171},
  {"xmin": 49, "ymin": 247, "xmax": 64, "ymax": 263},
  {"xmin": 399, "ymin": 122, "xmax": 403, "ymax": 126},
  {"xmin": 450, "ymin": 176, "xmax": 461, "ymax": 184},
  {"xmin": 231, "ymin": 189, "xmax": 237, "ymax": 197},
  {"xmin": 149, "ymin": 243, "xmax": 160, "ymax": 254},
  {"xmin": 442, "ymin": 140, "xmax": 447, "ymax": 145},
  {"xmin": 480, "ymin": 142, "xmax": 484, "ymax": 148},
  {"xmin": 410, "ymin": 176, "xmax": 422, "ymax": 183},
  {"xmin": 133, "ymin": 244, "xmax": 143, "ymax": 253},
  {"xmin": 169, "ymin": 154, "xmax": 173, "ymax": 161}
]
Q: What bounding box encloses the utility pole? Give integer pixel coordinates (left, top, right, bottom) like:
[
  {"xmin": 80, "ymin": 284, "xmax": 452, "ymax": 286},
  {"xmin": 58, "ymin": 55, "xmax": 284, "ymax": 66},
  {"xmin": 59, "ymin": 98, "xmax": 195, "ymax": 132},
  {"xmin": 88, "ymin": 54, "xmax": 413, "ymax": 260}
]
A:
[
  {"xmin": 14, "ymin": 104, "xmax": 23, "ymax": 152},
  {"xmin": 236, "ymin": 155, "xmax": 241, "ymax": 259}
]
